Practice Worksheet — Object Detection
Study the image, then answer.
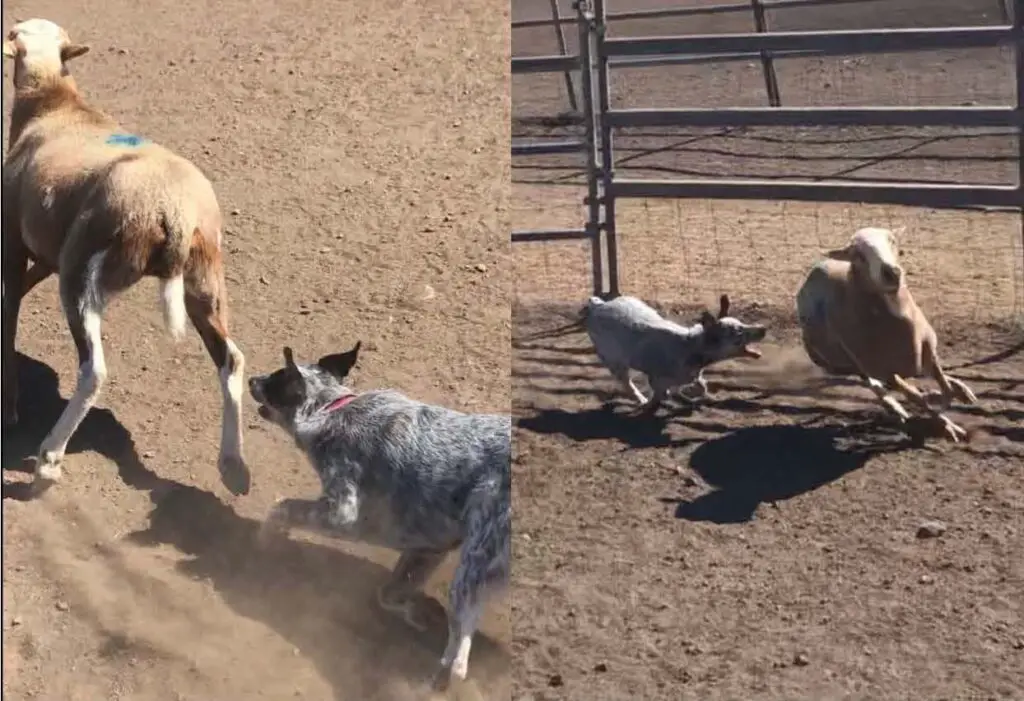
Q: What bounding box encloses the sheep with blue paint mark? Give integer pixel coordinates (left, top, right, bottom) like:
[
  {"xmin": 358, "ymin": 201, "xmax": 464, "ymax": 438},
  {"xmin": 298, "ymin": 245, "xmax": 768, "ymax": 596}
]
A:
[{"xmin": 2, "ymin": 19, "xmax": 251, "ymax": 496}]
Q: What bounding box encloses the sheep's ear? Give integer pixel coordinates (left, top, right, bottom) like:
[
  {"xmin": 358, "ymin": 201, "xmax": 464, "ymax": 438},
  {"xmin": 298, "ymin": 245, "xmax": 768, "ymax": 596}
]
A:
[
  {"xmin": 61, "ymin": 44, "xmax": 90, "ymax": 62},
  {"xmin": 318, "ymin": 341, "xmax": 361, "ymax": 381},
  {"xmin": 2, "ymin": 40, "xmax": 18, "ymax": 59},
  {"xmin": 825, "ymin": 244, "xmax": 854, "ymax": 261},
  {"xmin": 717, "ymin": 294, "xmax": 730, "ymax": 319}
]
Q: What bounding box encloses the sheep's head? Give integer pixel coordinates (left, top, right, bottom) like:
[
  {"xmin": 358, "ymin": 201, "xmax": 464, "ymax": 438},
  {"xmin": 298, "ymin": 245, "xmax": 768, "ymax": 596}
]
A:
[
  {"xmin": 827, "ymin": 226, "xmax": 906, "ymax": 294},
  {"xmin": 3, "ymin": 19, "xmax": 89, "ymax": 88}
]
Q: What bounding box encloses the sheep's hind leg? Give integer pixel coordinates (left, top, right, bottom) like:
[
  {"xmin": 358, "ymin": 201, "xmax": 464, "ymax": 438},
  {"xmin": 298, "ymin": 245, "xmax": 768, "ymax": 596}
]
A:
[
  {"xmin": 32, "ymin": 255, "xmax": 111, "ymax": 494},
  {"xmin": 183, "ymin": 241, "xmax": 249, "ymax": 496},
  {"xmin": 891, "ymin": 374, "xmax": 968, "ymax": 442}
]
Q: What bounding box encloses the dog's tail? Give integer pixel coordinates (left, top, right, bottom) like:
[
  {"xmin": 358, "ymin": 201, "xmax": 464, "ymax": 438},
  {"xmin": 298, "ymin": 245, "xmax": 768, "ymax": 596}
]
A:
[{"xmin": 516, "ymin": 297, "xmax": 604, "ymax": 342}]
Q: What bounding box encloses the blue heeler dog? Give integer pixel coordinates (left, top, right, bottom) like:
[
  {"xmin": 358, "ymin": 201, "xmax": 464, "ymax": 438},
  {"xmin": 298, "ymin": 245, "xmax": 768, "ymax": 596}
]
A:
[
  {"xmin": 247, "ymin": 342, "xmax": 510, "ymax": 691},
  {"xmin": 584, "ymin": 294, "xmax": 768, "ymax": 415}
]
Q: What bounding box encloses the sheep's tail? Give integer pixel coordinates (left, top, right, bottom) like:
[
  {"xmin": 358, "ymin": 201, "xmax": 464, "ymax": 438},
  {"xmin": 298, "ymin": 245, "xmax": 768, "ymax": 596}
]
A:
[
  {"xmin": 159, "ymin": 274, "xmax": 188, "ymax": 340},
  {"xmin": 516, "ymin": 296, "xmax": 604, "ymax": 342},
  {"xmin": 156, "ymin": 209, "xmax": 195, "ymax": 341}
]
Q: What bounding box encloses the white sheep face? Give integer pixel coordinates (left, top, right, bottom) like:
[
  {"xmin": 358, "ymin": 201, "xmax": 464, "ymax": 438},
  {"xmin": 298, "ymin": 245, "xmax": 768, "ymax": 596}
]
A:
[
  {"xmin": 3, "ymin": 18, "xmax": 89, "ymax": 84},
  {"xmin": 831, "ymin": 226, "xmax": 905, "ymax": 293}
]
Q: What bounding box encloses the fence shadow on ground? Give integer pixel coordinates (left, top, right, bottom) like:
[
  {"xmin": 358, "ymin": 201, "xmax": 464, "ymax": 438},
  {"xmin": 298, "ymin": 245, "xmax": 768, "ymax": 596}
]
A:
[
  {"xmin": 1, "ymin": 352, "xmax": 170, "ymax": 501},
  {"xmin": 662, "ymin": 422, "xmax": 918, "ymax": 525}
]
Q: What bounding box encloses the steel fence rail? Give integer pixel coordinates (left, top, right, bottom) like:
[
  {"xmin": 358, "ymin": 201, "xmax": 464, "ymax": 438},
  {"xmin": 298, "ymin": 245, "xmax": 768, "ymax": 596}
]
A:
[
  {"xmin": 609, "ymin": 179, "xmax": 1021, "ymax": 209},
  {"xmin": 605, "ymin": 106, "xmax": 1023, "ymax": 129},
  {"xmin": 512, "ymin": 229, "xmax": 592, "ymax": 242},
  {"xmin": 512, "ymin": 0, "xmax": 889, "ymax": 29},
  {"xmin": 603, "ymin": 26, "xmax": 1013, "ymax": 57},
  {"xmin": 512, "ymin": 54, "xmax": 581, "ymax": 74}
]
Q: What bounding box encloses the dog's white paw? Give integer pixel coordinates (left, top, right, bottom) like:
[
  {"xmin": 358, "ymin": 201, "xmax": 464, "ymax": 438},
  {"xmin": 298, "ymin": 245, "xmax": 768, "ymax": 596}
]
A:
[{"xmin": 218, "ymin": 453, "xmax": 251, "ymax": 496}]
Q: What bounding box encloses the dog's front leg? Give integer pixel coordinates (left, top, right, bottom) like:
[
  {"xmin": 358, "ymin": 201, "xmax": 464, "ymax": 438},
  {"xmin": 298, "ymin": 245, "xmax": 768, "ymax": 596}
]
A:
[
  {"xmin": 676, "ymin": 369, "xmax": 709, "ymax": 403},
  {"xmin": 258, "ymin": 490, "xmax": 359, "ymax": 545}
]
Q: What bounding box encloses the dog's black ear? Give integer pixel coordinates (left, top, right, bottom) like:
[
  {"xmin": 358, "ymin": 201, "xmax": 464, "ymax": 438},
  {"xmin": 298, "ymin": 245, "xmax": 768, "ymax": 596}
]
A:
[
  {"xmin": 283, "ymin": 346, "xmax": 298, "ymax": 370},
  {"xmin": 318, "ymin": 341, "xmax": 361, "ymax": 380},
  {"xmin": 718, "ymin": 294, "xmax": 730, "ymax": 319},
  {"xmin": 699, "ymin": 310, "xmax": 717, "ymax": 328}
]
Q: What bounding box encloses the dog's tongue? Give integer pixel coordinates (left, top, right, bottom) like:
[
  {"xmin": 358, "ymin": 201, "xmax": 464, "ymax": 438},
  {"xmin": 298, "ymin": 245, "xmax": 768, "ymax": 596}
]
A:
[{"xmin": 743, "ymin": 345, "xmax": 762, "ymax": 359}]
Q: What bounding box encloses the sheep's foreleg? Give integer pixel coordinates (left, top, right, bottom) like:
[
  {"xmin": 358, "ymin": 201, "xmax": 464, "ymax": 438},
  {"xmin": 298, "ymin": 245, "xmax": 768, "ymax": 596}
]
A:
[
  {"xmin": 823, "ymin": 322, "xmax": 911, "ymax": 424},
  {"xmin": 921, "ymin": 343, "xmax": 978, "ymax": 407},
  {"xmin": 891, "ymin": 374, "xmax": 968, "ymax": 442}
]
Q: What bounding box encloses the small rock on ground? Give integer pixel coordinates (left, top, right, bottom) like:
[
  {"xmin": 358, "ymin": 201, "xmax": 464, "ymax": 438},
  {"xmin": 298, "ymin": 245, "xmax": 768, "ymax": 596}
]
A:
[{"xmin": 917, "ymin": 520, "xmax": 947, "ymax": 539}]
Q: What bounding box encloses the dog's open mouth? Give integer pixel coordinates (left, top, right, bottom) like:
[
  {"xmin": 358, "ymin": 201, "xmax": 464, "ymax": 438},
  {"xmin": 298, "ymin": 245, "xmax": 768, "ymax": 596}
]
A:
[{"xmin": 742, "ymin": 345, "xmax": 763, "ymax": 359}]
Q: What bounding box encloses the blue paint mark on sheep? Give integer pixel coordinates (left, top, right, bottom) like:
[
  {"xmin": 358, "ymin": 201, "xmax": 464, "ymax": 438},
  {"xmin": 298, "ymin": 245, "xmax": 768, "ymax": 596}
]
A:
[{"xmin": 106, "ymin": 133, "xmax": 147, "ymax": 147}]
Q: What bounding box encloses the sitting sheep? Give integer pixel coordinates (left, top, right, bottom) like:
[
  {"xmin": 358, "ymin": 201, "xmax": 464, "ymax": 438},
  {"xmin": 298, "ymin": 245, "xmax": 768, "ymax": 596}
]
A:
[
  {"xmin": 2, "ymin": 19, "xmax": 250, "ymax": 494},
  {"xmin": 796, "ymin": 226, "xmax": 978, "ymax": 441}
]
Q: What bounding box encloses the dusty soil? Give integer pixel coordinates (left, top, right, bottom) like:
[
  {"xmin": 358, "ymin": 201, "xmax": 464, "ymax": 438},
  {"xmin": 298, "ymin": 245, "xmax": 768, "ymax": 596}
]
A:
[
  {"xmin": 2, "ymin": 0, "xmax": 511, "ymax": 699},
  {"xmin": 512, "ymin": 0, "xmax": 1024, "ymax": 699}
]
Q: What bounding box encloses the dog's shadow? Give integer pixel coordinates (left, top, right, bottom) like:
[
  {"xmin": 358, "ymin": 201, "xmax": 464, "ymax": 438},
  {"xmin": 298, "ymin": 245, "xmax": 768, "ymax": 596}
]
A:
[
  {"xmin": 667, "ymin": 422, "xmax": 917, "ymax": 524},
  {"xmin": 2, "ymin": 352, "xmax": 170, "ymax": 501},
  {"xmin": 4, "ymin": 352, "xmax": 508, "ymax": 698},
  {"xmin": 516, "ymin": 400, "xmax": 704, "ymax": 449},
  {"xmin": 128, "ymin": 486, "xmax": 509, "ymax": 699}
]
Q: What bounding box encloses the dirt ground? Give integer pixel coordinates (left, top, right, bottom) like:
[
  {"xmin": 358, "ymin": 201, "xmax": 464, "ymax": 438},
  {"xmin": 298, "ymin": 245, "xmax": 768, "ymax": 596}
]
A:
[
  {"xmin": 512, "ymin": 0, "xmax": 1024, "ymax": 699},
  {"xmin": 2, "ymin": 1, "xmax": 510, "ymax": 700}
]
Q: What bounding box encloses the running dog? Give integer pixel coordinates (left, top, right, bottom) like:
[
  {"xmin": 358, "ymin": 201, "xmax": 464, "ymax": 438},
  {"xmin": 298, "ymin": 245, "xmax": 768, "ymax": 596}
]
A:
[
  {"xmin": 247, "ymin": 342, "xmax": 510, "ymax": 691},
  {"xmin": 585, "ymin": 294, "xmax": 768, "ymax": 414}
]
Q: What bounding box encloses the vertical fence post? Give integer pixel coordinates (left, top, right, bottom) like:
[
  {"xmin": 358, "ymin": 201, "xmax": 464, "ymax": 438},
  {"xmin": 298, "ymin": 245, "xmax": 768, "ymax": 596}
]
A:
[
  {"xmin": 1016, "ymin": 0, "xmax": 1024, "ymax": 315},
  {"xmin": 593, "ymin": 0, "xmax": 619, "ymax": 297},
  {"xmin": 750, "ymin": 0, "xmax": 782, "ymax": 107},
  {"xmin": 576, "ymin": 0, "xmax": 605, "ymax": 297},
  {"xmin": 551, "ymin": 0, "xmax": 580, "ymax": 113}
]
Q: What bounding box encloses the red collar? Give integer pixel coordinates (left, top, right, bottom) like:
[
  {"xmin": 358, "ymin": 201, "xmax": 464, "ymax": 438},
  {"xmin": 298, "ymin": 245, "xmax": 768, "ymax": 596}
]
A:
[{"xmin": 324, "ymin": 394, "xmax": 357, "ymax": 413}]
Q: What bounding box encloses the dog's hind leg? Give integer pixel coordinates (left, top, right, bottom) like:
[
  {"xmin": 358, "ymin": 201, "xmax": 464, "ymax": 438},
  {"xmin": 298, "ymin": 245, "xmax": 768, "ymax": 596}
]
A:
[
  {"xmin": 377, "ymin": 549, "xmax": 447, "ymax": 632},
  {"xmin": 610, "ymin": 366, "xmax": 648, "ymax": 405},
  {"xmin": 433, "ymin": 486, "xmax": 508, "ymax": 692}
]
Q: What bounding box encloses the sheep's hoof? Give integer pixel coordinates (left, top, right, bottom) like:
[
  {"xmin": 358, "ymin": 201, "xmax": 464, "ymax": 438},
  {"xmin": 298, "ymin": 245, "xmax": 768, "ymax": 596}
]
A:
[
  {"xmin": 218, "ymin": 453, "xmax": 251, "ymax": 496},
  {"xmin": 935, "ymin": 415, "xmax": 968, "ymax": 443},
  {"xmin": 949, "ymin": 380, "xmax": 978, "ymax": 405}
]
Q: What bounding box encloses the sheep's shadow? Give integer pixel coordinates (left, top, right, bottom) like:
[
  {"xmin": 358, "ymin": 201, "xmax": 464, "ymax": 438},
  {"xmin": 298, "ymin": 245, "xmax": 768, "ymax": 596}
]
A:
[
  {"xmin": 666, "ymin": 422, "xmax": 917, "ymax": 524},
  {"xmin": 127, "ymin": 485, "xmax": 509, "ymax": 700},
  {"xmin": 1, "ymin": 352, "xmax": 170, "ymax": 501}
]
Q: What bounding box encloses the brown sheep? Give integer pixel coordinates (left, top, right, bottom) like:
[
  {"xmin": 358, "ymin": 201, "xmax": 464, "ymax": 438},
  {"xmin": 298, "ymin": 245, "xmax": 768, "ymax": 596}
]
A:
[
  {"xmin": 795, "ymin": 227, "xmax": 978, "ymax": 442},
  {"xmin": 2, "ymin": 19, "xmax": 250, "ymax": 495}
]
